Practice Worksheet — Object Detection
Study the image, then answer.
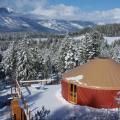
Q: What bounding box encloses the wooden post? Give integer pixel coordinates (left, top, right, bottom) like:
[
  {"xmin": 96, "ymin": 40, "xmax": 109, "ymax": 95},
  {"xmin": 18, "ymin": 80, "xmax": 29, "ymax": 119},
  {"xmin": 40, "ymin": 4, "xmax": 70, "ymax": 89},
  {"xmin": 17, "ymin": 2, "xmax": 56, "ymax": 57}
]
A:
[
  {"xmin": 29, "ymin": 110, "xmax": 31, "ymax": 120},
  {"xmin": 11, "ymin": 86, "xmax": 12, "ymax": 96},
  {"xmin": 24, "ymin": 101, "xmax": 27, "ymax": 109}
]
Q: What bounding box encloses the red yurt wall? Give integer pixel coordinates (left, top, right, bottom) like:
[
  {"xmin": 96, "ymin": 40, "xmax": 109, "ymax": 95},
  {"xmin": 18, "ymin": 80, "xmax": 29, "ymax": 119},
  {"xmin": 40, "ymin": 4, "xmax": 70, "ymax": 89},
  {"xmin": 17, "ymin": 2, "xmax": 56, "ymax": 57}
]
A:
[
  {"xmin": 61, "ymin": 80, "xmax": 119, "ymax": 108},
  {"xmin": 61, "ymin": 80, "xmax": 69, "ymax": 101},
  {"xmin": 77, "ymin": 86, "xmax": 119, "ymax": 108}
]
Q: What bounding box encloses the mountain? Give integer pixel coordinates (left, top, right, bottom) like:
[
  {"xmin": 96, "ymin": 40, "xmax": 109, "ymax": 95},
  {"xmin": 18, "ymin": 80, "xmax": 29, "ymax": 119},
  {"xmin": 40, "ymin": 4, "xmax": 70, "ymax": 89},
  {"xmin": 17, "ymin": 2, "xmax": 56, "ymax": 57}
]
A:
[
  {"xmin": 0, "ymin": 7, "xmax": 95, "ymax": 33},
  {"xmin": 0, "ymin": 7, "xmax": 13, "ymax": 15}
]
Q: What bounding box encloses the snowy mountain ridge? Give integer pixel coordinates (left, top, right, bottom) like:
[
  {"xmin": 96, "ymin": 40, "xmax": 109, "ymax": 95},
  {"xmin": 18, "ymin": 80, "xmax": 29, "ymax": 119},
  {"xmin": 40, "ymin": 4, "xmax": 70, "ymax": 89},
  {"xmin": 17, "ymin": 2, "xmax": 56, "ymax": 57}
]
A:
[
  {"xmin": 0, "ymin": 7, "xmax": 95, "ymax": 33},
  {"xmin": 0, "ymin": 7, "xmax": 14, "ymax": 14}
]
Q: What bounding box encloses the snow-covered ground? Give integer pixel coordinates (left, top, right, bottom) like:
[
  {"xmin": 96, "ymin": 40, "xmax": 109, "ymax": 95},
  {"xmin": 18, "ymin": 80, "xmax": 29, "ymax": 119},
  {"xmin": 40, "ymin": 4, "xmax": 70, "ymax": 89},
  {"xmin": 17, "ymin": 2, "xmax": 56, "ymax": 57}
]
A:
[
  {"xmin": 73, "ymin": 36, "xmax": 120, "ymax": 45},
  {"xmin": 104, "ymin": 37, "xmax": 120, "ymax": 44},
  {"xmin": 0, "ymin": 84, "xmax": 119, "ymax": 120},
  {"xmin": 21, "ymin": 84, "xmax": 119, "ymax": 120},
  {"xmin": 21, "ymin": 85, "xmax": 73, "ymax": 119},
  {"xmin": 0, "ymin": 106, "xmax": 11, "ymax": 120},
  {"xmin": 73, "ymin": 35, "xmax": 85, "ymax": 41},
  {"xmin": 0, "ymin": 85, "xmax": 11, "ymax": 120}
]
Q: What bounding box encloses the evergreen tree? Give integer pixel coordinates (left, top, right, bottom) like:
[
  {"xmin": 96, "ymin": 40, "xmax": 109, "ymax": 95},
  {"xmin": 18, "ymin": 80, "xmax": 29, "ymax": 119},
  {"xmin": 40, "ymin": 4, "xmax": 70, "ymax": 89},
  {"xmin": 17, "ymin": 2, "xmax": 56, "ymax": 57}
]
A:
[
  {"xmin": 16, "ymin": 38, "xmax": 37, "ymax": 81},
  {"xmin": 58, "ymin": 35, "xmax": 71, "ymax": 72},
  {"xmin": 91, "ymin": 31, "xmax": 103, "ymax": 57},
  {"xmin": 100, "ymin": 40, "xmax": 110, "ymax": 57},
  {"xmin": 112, "ymin": 45, "xmax": 120, "ymax": 63},
  {"xmin": 64, "ymin": 41, "xmax": 77, "ymax": 70},
  {"xmin": 81, "ymin": 33, "xmax": 94, "ymax": 63},
  {"xmin": 2, "ymin": 41, "xmax": 17, "ymax": 80}
]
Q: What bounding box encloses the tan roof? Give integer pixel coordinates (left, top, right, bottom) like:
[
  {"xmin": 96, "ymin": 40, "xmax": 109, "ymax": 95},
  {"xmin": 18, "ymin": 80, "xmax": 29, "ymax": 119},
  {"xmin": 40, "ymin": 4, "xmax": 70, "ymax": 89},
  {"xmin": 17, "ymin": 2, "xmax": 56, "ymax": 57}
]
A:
[{"xmin": 63, "ymin": 58, "xmax": 120, "ymax": 90}]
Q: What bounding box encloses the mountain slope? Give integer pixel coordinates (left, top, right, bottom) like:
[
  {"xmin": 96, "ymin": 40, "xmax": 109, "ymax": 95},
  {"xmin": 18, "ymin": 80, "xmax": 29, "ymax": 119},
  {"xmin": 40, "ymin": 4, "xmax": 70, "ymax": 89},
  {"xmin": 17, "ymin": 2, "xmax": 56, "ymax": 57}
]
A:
[{"xmin": 0, "ymin": 7, "xmax": 95, "ymax": 33}]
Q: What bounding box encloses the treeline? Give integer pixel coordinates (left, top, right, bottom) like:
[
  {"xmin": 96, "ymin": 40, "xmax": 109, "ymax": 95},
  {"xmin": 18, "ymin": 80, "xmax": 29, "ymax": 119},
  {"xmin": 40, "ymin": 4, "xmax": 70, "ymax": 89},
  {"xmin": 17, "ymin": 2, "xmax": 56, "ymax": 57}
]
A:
[
  {"xmin": 0, "ymin": 32, "xmax": 64, "ymax": 41},
  {"xmin": 0, "ymin": 32, "xmax": 64, "ymax": 51},
  {"xmin": 70, "ymin": 23, "xmax": 120, "ymax": 37}
]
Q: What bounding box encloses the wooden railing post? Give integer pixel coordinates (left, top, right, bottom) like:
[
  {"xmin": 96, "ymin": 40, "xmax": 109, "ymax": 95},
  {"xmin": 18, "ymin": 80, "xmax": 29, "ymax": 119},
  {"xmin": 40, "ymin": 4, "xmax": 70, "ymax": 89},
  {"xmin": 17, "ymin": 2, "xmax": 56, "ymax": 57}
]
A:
[{"xmin": 29, "ymin": 110, "xmax": 31, "ymax": 120}]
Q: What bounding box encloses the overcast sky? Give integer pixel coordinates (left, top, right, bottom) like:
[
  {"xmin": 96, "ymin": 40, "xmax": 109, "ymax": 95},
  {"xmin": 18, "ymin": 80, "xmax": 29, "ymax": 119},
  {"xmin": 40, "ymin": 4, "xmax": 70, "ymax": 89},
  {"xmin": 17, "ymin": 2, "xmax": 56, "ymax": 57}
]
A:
[{"xmin": 0, "ymin": 0, "xmax": 120, "ymax": 23}]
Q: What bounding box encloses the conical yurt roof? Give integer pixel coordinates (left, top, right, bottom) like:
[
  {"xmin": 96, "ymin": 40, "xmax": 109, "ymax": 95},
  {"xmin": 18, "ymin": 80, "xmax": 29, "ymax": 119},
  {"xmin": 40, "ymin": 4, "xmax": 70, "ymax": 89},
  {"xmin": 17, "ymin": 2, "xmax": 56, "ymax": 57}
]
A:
[{"xmin": 63, "ymin": 58, "xmax": 120, "ymax": 90}]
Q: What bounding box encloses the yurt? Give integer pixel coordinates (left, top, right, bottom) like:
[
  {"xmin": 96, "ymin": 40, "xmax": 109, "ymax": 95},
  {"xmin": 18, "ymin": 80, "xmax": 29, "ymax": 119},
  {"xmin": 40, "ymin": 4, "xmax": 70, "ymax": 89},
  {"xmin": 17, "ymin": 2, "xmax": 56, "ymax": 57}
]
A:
[{"xmin": 61, "ymin": 58, "xmax": 120, "ymax": 108}]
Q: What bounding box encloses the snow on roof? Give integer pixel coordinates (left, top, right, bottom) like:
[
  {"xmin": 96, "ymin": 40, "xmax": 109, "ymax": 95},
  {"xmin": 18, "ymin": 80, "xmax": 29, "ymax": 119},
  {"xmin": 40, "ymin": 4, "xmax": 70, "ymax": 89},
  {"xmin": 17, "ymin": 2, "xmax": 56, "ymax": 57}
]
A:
[{"xmin": 65, "ymin": 75, "xmax": 83, "ymax": 81}]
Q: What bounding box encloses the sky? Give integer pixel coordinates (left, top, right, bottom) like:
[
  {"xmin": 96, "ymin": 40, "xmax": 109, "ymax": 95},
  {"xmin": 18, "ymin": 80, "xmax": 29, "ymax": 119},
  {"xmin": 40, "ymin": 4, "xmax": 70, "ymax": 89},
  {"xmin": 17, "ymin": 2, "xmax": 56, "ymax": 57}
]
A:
[{"xmin": 0, "ymin": 0, "xmax": 120, "ymax": 23}]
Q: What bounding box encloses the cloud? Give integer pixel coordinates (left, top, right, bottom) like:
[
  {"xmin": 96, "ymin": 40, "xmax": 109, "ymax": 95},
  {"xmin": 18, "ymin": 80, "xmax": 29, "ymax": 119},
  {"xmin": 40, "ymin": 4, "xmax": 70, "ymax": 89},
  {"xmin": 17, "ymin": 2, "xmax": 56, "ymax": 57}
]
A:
[
  {"xmin": 0, "ymin": 0, "xmax": 47, "ymax": 12},
  {"xmin": 31, "ymin": 2, "xmax": 120, "ymax": 24},
  {"xmin": 80, "ymin": 8, "xmax": 120, "ymax": 23},
  {"xmin": 0, "ymin": 0, "xmax": 120, "ymax": 23},
  {"xmin": 32, "ymin": 4, "xmax": 80, "ymax": 20}
]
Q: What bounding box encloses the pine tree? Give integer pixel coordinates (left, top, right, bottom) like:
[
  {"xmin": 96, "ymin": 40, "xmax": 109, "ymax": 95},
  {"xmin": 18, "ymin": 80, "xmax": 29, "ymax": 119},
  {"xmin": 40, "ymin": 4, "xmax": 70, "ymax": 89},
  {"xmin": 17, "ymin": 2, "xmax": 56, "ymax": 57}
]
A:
[
  {"xmin": 112, "ymin": 45, "xmax": 120, "ymax": 63},
  {"xmin": 2, "ymin": 41, "xmax": 17, "ymax": 80},
  {"xmin": 81, "ymin": 33, "xmax": 94, "ymax": 63},
  {"xmin": 16, "ymin": 38, "xmax": 37, "ymax": 81},
  {"xmin": 58, "ymin": 35, "xmax": 71, "ymax": 72},
  {"xmin": 91, "ymin": 31, "xmax": 104, "ymax": 57},
  {"xmin": 64, "ymin": 41, "xmax": 77, "ymax": 70},
  {"xmin": 100, "ymin": 40, "xmax": 110, "ymax": 57},
  {"xmin": 30, "ymin": 46, "xmax": 44, "ymax": 80}
]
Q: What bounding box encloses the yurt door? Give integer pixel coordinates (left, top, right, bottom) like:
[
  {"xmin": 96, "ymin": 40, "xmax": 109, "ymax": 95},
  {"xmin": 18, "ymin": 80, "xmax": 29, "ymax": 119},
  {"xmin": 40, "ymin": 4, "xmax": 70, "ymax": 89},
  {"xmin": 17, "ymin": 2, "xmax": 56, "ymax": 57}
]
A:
[{"xmin": 69, "ymin": 84, "xmax": 77, "ymax": 104}]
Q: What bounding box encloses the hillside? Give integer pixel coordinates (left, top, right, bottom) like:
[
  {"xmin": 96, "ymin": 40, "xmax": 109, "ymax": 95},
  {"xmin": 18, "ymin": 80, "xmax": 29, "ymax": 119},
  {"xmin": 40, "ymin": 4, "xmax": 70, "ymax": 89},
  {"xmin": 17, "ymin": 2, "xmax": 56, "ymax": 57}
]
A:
[{"xmin": 71, "ymin": 24, "xmax": 120, "ymax": 37}]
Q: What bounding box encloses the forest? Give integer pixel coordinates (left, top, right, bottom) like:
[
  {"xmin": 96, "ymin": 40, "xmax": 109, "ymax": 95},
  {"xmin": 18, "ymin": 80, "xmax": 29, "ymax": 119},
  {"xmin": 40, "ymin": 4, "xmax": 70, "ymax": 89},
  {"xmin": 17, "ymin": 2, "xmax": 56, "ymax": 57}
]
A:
[
  {"xmin": 71, "ymin": 23, "xmax": 120, "ymax": 37},
  {"xmin": 0, "ymin": 25, "xmax": 120, "ymax": 82}
]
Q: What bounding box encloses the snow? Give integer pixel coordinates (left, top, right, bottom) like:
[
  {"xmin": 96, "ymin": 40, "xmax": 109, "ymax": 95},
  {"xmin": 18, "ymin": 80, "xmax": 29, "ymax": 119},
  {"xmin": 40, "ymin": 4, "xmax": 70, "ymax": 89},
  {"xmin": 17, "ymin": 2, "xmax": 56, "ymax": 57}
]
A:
[
  {"xmin": 21, "ymin": 84, "xmax": 119, "ymax": 119},
  {"xmin": 72, "ymin": 36, "xmax": 120, "ymax": 45},
  {"xmin": 22, "ymin": 23, "xmax": 30, "ymax": 27},
  {"xmin": 6, "ymin": 7, "xmax": 13, "ymax": 13},
  {"xmin": 0, "ymin": 85, "xmax": 11, "ymax": 120},
  {"xmin": 0, "ymin": 85, "xmax": 11, "ymax": 96},
  {"xmin": 21, "ymin": 85, "xmax": 73, "ymax": 114},
  {"xmin": 65, "ymin": 75, "xmax": 84, "ymax": 81},
  {"xmin": 0, "ymin": 106, "xmax": 11, "ymax": 120},
  {"xmin": 97, "ymin": 22, "xmax": 105, "ymax": 25},
  {"xmin": 31, "ymin": 83, "xmax": 45, "ymax": 89},
  {"xmin": 70, "ymin": 22, "xmax": 84, "ymax": 29},
  {"xmin": 104, "ymin": 36, "xmax": 120, "ymax": 44},
  {"xmin": 38, "ymin": 20, "xmax": 67, "ymax": 32},
  {"xmin": 39, "ymin": 21, "xmax": 53, "ymax": 28},
  {"xmin": 73, "ymin": 35, "xmax": 85, "ymax": 41},
  {"xmin": 2, "ymin": 17, "xmax": 17, "ymax": 26},
  {"xmin": 21, "ymin": 85, "xmax": 75, "ymax": 119},
  {"xmin": 0, "ymin": 84, "xmax": 119, "ymax": 120}
]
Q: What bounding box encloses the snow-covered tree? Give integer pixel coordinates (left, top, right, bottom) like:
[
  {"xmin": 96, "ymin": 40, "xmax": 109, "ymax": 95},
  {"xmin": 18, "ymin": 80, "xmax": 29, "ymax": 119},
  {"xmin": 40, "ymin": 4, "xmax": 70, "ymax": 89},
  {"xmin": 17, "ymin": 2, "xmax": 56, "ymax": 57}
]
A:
[
  {"xmin": 100, "ymin": 40, "xmax": 111, "ymax": 57},
  {"xmin": 112, "ymin": 45, "xmax": 120, "ymax": 63},
  {"xmin": 30, "ymin": 46, "xmax": 44, "ymax": 79},
  {"xmin": 58, "ymin": 35, "xmax": 70, "ymax": 72},
  {"xmin": 2, "ymin": 41, "xmax": 17, "ymax": 80},
  {"xmin": 80, "ymin": 33, "xmax": 95, "ymax": 63},
  {"xmin": 64, "ymin": 41, "xmax": 77, "ymax": 70},
  {"xmin": 16, "ymin": 38, "xmax": 37, "ymax": 81}
]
